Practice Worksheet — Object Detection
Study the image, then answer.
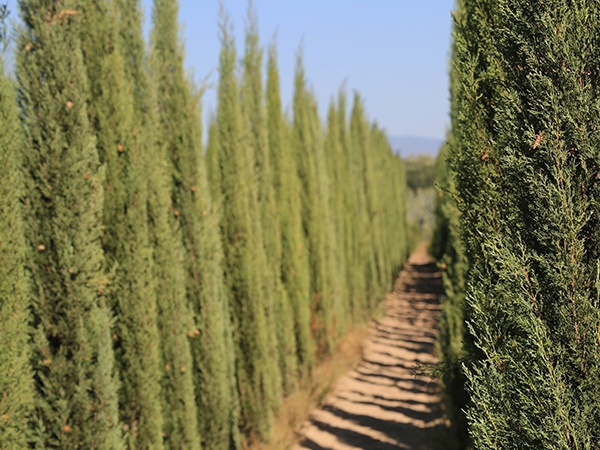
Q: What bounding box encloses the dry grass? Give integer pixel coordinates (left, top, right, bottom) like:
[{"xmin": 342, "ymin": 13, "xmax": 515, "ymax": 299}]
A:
[{"xmin": 246, "ymin": 299, "xmax": 391, "ymax": 450}]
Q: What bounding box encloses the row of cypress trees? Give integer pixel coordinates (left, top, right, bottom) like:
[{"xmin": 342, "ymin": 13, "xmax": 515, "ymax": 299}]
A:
[
  {"xmin": 434, "ymin": 0, "xmax": 600, "ymax": 448},
  {"xmin": 430, "ymin": 25, "xmax": 470, "ymax": 448},
  {"xmin": 0, "ymin": 0, "xmax": 409, "ymax": 448}
]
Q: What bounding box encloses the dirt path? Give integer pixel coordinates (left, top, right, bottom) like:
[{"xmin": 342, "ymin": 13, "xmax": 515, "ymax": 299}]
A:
[{"xmin": 294, "ymin": 245, "xmax": 449, "ymax": 450}]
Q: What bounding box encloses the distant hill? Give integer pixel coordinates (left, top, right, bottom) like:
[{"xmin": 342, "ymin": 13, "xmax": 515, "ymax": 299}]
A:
[{"xmin": 387, "ymin": 135, "xmax": 443, "ymax": 157}]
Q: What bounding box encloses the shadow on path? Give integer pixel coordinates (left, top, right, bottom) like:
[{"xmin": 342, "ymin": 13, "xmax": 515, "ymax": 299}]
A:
[{"xmin": 295, "ymin": 245, "xmax": 452, "ymax": 449}]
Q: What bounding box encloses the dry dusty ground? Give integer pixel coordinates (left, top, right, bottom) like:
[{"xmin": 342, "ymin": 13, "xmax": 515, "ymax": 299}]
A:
[{"xmin": 294, "ymin": 245, "xmax": 451, "ymax": 450}]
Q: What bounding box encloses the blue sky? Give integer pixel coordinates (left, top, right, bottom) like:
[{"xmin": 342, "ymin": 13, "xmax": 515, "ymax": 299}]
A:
[{"xmin": 4, "ymin": 1, "xmax": 455, "ymax": 140}]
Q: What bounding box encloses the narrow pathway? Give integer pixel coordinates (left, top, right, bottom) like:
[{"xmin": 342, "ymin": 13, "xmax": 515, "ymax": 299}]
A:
[{"xmin": 295, "ymin": 245, "xmax": 449, "ymax": 450}]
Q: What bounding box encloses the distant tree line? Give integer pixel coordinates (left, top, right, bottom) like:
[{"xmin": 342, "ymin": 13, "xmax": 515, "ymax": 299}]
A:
[
  {"xmin": 434, "ymin": 0, "xmax": 600, "ymax": 448},
  {"xmin": 404, "ymin": 154, "xmax": 436, "ymax": 243},
  {"xmin": 0, "ymin": 0, "xmax": 409, "ymax": 448},
  {"xmin": 404, "ymin": 154, "xmax": 436, "ymax": 191}
]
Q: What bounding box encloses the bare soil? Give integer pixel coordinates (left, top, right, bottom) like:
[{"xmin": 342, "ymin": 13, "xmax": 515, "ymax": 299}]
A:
[{"xmin": 294, "ymin": 244, "xmax": 451, "ymax": 449}]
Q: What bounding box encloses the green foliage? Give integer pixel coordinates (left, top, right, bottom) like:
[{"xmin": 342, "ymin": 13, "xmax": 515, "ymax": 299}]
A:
[
  {"xmin": 119, "ymin": 0, "xmax": 205, "ymax": 447},
  {"xmin": 213, "ymin": 16, "xmax": 281, "ymax": 440},
  {"xmin": 370, "ymin": 125, "xmax": 408, "ymax": 286},
  {"xmin": 17, "ymin": 1, "xmax": 122, "ymax": 446},
  {"xmin": 404, "ymin": 154, "xmax": 436, "ymax": 244},
  {"xmin": 0, "ymin": 53, "xmax": 33, "ymax": 449},
  {"xmin": 293, "ymin": 56, "xmax": 336, "ymax": 355},
  {"xmin": 406, "ymin": 188, "xmax": 435, "ymax": 242},
  {"xmin": 326, "ymin": 88, "xmax": 409, "ymax": 329},
  {"xmin": 404, "ymin": 154, "xmax": 436, "ymax": 191},
  {"xmin": 431, "ymin": 140, "xmax": 469, "ymax": 448},
  {"xmin": 2, "ymin": 3, "xmax": 410, "ymax": 446},
  {"xmin": 323, "ymin": 101, "xmax": 351, "ymax": 337},
  {"xmin": 348, "ymin": 95, "xmax": 382, "ymax": 309},
  {"xmin": 335, "ymin": 91, "xmax": 367, "ymax": 321},
  {"xmin": 444, "ymin": 0, "xmax": 600, "ymax": 447},
  {"xmin": 79, "ymin": 2, "xmax": 165, "ymax": 448},
  {"xmin": 242, "ymin": 14, "xmax": 298, "ymax": 396},
  {"xmin": 151, "ymin": 1, "xmax": 240, "ymax": 447},
  {"xmin": 0, "ymin": 4, "xmax": 9, "ymax": 49},
  {"xmin": 266, "ymin": 44, "xmax": 314, "ymax": 378},
  {"xmin": 308, "ymin": 94, "xmax": 347, "ymax": 340},
  {"xmin": 149, "ymin": 1, "xmax": 207, "ymax": 448},
  {"xmin": 204, "ymin": 117, "xmax": 221, "ymax": 207}
]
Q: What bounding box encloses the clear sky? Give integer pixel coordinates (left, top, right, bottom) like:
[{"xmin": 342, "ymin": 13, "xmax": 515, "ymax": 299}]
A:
[{"xmin": 4, "ymin": 0, "xmax": 455, "ymax": 140}]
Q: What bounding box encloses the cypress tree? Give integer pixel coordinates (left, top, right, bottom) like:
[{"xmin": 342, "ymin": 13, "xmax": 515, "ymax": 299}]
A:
[
  {"xmin": 431, "ymin": 32, "xmax": 470, "ymax": 442},
  {"xmin": 186, "ymin": 93, "xmax": 241, "ymax": 450},
  {"xmin": 150, "ymin": 0, "xmax": 240, "ymax": 446},
  {"xmin": 344, "ymin": 97, "xmax": 403, "ymax": 314},
  {"xmin": 368, "ymin": 125, "xmax": 388, "ymax": 280},
  {"xmin": 293, "ymin": 55, "xmax": 336, "ymax": 355},
  {"xmin": 348, "ymin": 96, "xmax": 378, "ymax": 312},
  {"xmin": 148, "ymin": 50, "xmax": 200, "ymax": 450},
  {"xmin": 351, "ymin": 96, "xmax": 387, "ymax": 306},
  {"xmin": 431, "ymin": 139, "xmax": 469, "ymax": 448},
  {"xmin": 114, "ymin": 0, "xmax": 149, "ymax": 100},
  {"xmin": 214, "ymin": 15, "xmax": 280, "ymax": 440},
  {"xmin": 16, "ymin": 1, "xmax": 122, "ymax": 446},
  {"xmin": 242, "ymin": 11, "xmax": 298, "ymax": 394},
  {"xmin": 370, "ymin": 124, "xmax": 396, "ymax": 289},
  {"xmin": 307, "ymin": 93, "xmax": 346, "ymax": 338},
  {"xmin": 391, "ymin": 154, "xmax": 409, "ymax": 268},
  {"xmin": 0, "ymin": 49, "xmax": 33, "ymax": 448},
  {"xmin": 266, "ymin": 43, "xmax": 314, "ymax": 376},
  {"xmin": 128, "ymin": 1, "xmax": 201, "ymax": 448},
  {"xmin": 324, "ymin": 99, "xmax": 351, "ymax": 334},
  {"xmin": 381, "ymin": 125, "xmax": 407, "ymax": 275},
  {"xmin": 449, "ymin": 0, "xmax": 600, "ymax": 447},
  {"xmin": 115, "ymin": 0, "xmax": 201, "ymax": 447},
  {"xmin": 336, "ymin": 90, "xmax": 365, "ymax": 321},
  {"xmin": 205, "ymin": 117, "xmax": 221, "ymax": 206},
  {"xmin": 78, "ymin": 1, "xmax": 165, "ymax": 448}
]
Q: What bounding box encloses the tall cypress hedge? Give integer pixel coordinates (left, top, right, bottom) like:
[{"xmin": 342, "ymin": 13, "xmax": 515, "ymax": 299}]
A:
[
  {"xmin": 348, "ymin": 96, "xmax": 380, "ymax": 312},
  {"xmin": 79, "ymin": 2, "xmax": 165, "ymax": 447},
  {"xmin": 204, "ymin": 117, "xmax": 221, "ymax": 204},
  {"xmin": 293, "ymin": 56, "xmax": 336, "ymax": 355},
  {"xmin": 145, "ymin": 2, "xmax": 201, "ymax": 448},
  {"xmin": 1, "ymin": 3, "xmax": 411, "ymax": 446},
  {"xmin": 431, "ymin": 140, "xmax": 469, "ymax": 448},
  {"xmin": 242, "ymin": 13, "xmax": 298, "ymax": 395},
  {"xmin": 353, "ymin": 95, "xmax": 387, "ymax": 303},
  {"xmin": 0, "ymin": 48, "xmax": 33, "ymax": 449},
  {"xmin": 308, "ymin": 92, "xmax": 347, "ymax": 338},
  {"xmin": 119, "ymin": 0, "xmax": 202, "ymax": 447},
  {"xmin": 445, "ymin": 0, "xmax": 600, "ymax": 447},
  {"xmin": 324, "ymin": 100, "xmax": 351, "ymax": 336},
  {"xmin": 214, "ymin": 15, "xmax": 280, "ymax": 441},
  {"xmin": 430, "ymin": 20, "xmax": 470, "ymax": 447},
  {"xmin": 151, "ymin": 0, "xmax": 239, "ymax": 447},
  {"xmin": 17, "ymin": 1, "xmax": 122, "ymax": 446},
  {"xmin": 335, "ymin": 90, "xmax": 365, "ymax": 321},
  {"xmin": 266, "ymin": 44, "xmax": 314, "ymax": 378}
]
